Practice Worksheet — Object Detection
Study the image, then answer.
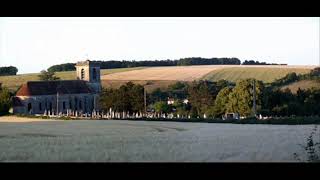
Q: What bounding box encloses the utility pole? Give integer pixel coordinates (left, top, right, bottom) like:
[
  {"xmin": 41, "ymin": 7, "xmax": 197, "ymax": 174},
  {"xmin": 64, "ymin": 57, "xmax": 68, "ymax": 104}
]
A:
[{"xmin": 252, "ymin": 80, "xmax": 256, "ymax": 117}]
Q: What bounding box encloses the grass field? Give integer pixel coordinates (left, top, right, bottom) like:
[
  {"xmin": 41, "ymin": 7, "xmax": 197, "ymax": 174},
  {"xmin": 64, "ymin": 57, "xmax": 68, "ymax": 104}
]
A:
[
  {"xmin": 0, "ymin": 67, "xmax": 144, "ymax": 92},
  {"xmin": 0, "ymin": 116, "xmax": 317, "ymax": 162},
  {"xmin": 201, "ymin": 67, "xmax": 312, "ymax": 83},
  {"xmin": 281, "ymin": 80, "xmax": 320, "ymax": 93}
]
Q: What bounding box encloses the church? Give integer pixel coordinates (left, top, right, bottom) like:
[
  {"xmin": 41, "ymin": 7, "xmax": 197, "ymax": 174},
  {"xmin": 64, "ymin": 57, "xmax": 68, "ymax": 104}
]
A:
[{"xmin": 13, "ymin": 60, "xmax": 102, "ymax": 115}]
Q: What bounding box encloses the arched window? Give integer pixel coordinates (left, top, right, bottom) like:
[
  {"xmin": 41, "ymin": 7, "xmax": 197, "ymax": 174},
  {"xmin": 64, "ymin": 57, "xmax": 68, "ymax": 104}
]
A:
[
  {"xmin": 63, "ymin": 102, "xmax": 66, "ymax": 110},
  {"xmin": 49, "ymin": 102, "xmax": 52, "ymax": 111},
  {"xmin": 92, "ymin": 68, "xmax": 97, "ymax": 80},
  {"xmin": 39, "ymin": 102, "xmax": 42, "ymax": 111},
  {"xmin": 81, "ymin": 69, "xmax": 85, "ymax": 80}
]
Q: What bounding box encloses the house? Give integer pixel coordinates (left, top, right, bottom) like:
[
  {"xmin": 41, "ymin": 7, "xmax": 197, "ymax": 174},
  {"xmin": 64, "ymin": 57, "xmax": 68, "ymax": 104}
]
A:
[
  {"xmin": 167, "ymin": 97, "xmax": 175, "ymax": 105},
  {"xmin": 13, "ymin": 60, "xmax": 101, "ymax": 115},
  {"xmin": 183, "ymin": 99, "xmax": 189, "ymax": 104}
]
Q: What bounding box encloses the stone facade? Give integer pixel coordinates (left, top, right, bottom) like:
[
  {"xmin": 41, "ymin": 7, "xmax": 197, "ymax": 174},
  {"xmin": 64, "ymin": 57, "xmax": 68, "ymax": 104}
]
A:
[
  {"xmin": 13, "ymin": 60, "xmax": 101, "ymax": 115},
  {"xmin": 13, "ymin": 93, "xmax": 99, "ymax": 115},
  {"xmin": 75, "ymin": 60, "xmax": 101, "ymax": 93}
]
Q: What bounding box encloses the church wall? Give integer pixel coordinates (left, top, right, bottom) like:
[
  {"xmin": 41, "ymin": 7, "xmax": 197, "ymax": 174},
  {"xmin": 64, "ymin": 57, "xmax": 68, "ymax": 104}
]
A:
[{"xmin": 14, "ymin": 93, "xmax": 98, "ymax": 115}]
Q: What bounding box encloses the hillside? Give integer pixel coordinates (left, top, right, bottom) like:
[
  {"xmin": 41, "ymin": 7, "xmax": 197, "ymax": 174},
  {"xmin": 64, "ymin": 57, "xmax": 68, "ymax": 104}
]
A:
[
  {"xmin": 0, "ymin": 67, "xmax": 144, "ymax": 92},
  {"xmin": 280, "ymin": 80, "xmax": 320, "ymax": 94},
  {"xmin": 102, "ymin": 65, "xmax": 314, "ymax": 83},
  {"xmin": 201, "ymin": 66, "xmax": 312, "ymax": 83},
  {"xmin": 0, "ymin": 65, "xmax": 315, "ymax": 93}
]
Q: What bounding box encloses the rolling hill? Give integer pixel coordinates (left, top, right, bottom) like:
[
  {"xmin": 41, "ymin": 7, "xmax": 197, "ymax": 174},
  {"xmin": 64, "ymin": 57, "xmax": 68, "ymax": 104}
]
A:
[
  {"xmin": 0, "ymin": 65, "xmax": 316, "ymax": 93},
  {"xmin": 0, "ymin": 67, "xmax": 144, "ymax": 92},
  {"xmin": 280, "ymin": 80, "xmax": 320, "ymax": 93}
]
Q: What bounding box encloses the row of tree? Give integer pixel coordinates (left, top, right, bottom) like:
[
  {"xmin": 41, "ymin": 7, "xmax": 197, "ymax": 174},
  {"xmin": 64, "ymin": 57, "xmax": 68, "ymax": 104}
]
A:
[
  {"xmin": 47, "ymin": 57, "xmax": 243, "ymax": 72},
  {"xmin": 0, "ymin": 66, "xmax": 18, "ymax": 76},
  {"xmin": 242, "ymin": 60, "xmax": 286, "ymax": 65}
]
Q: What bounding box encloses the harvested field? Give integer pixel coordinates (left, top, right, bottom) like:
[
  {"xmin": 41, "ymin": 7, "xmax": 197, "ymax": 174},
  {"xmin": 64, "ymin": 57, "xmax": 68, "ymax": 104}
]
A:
[
  {"xmin": 102, "ymin": 65, "xmax": 223, "ymax": 81},
  {"xmin": 102, "ymin": 65, "xmax": 315, "ymax": 83},
  {"xmin": 0, "ymin": 116, "xmax": 317, "ymax": 162}
]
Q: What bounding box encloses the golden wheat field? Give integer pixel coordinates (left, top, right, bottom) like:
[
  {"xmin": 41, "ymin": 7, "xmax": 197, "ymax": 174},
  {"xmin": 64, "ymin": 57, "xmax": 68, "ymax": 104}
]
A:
[
  {"xmin": 102, "ymin": 65, "xmax": 316, "ymax": 82},
  {"xmin": 102, "ymin": 65, "xmax": 223, "ymax": 81}
]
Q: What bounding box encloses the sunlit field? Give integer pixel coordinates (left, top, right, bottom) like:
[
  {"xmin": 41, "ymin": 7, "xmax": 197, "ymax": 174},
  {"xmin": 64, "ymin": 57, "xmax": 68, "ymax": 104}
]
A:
[
  {"xmin": 0, "ymin": 67, "xmax": 144, "ymax": 92},
  {"xmin": 0, "ymin": 116, "xmax": 316, "ymax": 162}
]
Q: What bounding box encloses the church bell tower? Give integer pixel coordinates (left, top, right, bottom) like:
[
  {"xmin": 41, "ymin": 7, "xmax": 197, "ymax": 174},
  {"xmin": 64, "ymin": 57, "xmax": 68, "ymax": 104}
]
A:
[{"xmin": 75, "ymin": 59, "xmax": 101, "ymax": 93}]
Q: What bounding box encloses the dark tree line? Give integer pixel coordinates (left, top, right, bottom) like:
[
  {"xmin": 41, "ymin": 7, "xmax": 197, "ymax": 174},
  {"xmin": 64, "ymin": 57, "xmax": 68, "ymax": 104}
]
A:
[
  {"xmin": 242, "ymin": 60, "xmax": 286, "ymax": 65},
  {"xmin": 47, "ymin": 63, "xmax": 76, "ymax": 72},
  {"xmin": 177, "ymin": 57, "xmax": 241, "ymax": 66},
  {"xmin": 0, "ymin": 66, "xmax": 18, "ymax": 76},
  {"xmin": 262, "ymin": 87, "xmax": 320, "ymax": 116},
  {"xmin": 47, "ymin": 57, "xmax": 243, "ymax": 72}
]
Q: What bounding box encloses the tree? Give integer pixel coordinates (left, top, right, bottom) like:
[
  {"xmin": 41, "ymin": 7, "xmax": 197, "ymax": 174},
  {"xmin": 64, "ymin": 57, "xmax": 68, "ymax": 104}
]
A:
[
  {"xmin": 226, "ymin": 79, "xmax": 264, "ymax": 117},
  {"xmin": 47, "ymin": 63, "xmax": 76, "ymax": 72},
  {"xmin": 99, "ymin": 82, "xmax": 145, "ymax": 113},
  {"xmin": 154, "ymin": 101, "xmax": 171, "ymax": 114},
  {"xmin": 310, "ymin": 67, "xmax": 320, "ymax": 77},
  {"xmin": 149, "ymin": 88, "xmax": 168, "ymax": 104},
  {"xmin": 38, "ymin": 70, "xmax": 60, "ymax": 81},
  {"xmin": 0, "ymin": 87, "xmax": 12, "ymax": 115},
  {"xmin": 187, "ymin": 80, "xmax": 215, "ymax": 117},
  {"xmin": 0, "ymin": 66, "xmax": 18, "ymax": 76},
  {"xmin": 212, "ymin": 87, "xmax": 233, "ymax": 117}
]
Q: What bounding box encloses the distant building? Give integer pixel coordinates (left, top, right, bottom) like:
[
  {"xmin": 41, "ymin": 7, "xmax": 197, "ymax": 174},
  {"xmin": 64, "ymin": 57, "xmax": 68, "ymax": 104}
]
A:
[
  {"xmin": 183, "ymin": 99, "xmax": 189, "ymax": 104},
  {"xmin": 13, "ymin": 60, "xmax": 101, "ymax": 115},
  {"xmin": 167, "ymin": 98, "xmax": 175, "ymax": 105}
]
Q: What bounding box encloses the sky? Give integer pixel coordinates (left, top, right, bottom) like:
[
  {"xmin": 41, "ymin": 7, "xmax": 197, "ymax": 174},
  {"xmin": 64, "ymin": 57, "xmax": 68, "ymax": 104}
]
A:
[{"xmin": 0, "ymin": 17, "xmax": 319, "ymax": 74}]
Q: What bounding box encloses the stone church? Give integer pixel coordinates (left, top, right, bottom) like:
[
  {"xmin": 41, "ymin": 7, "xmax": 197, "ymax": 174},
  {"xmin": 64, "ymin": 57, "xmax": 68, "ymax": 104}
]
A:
[{"xmin": 13, "ymin": 60, "xmax": 101, "ymax": 115}]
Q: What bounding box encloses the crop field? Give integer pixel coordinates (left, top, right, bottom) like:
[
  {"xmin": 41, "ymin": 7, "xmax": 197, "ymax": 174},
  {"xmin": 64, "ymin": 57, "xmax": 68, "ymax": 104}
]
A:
[
  {"xmin": 201, "ymin": 66, "xmax": 312, "ymax": 83},
  {"xmin": 102, "ymin": 65, "xmax": 220, "ymax": 81},
  {"xmin": 0, "ymin": 116, "xmax": 317, "ymax": 162},
  {"xmin": 102, "ymin": 65, "xmax": 314, "ymax": 83},
  {"xmin": 281, "ymin": 80, "xmax": 320, "ymax": 93},
  {"xmin": 0, "ymin": 67, "xmax": 144, "ymax": 92}
]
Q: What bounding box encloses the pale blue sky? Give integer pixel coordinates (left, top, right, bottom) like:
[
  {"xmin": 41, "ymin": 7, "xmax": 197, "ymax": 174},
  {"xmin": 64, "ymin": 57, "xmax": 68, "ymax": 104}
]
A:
[{"xmin": 0, "ymin": 17, "xmax": 319, "ymax": 74}]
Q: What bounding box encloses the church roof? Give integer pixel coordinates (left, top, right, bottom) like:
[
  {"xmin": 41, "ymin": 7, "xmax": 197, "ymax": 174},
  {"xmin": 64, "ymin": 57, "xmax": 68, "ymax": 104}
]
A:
[{"xmin": 16, "ymin": 80, "xmax": 93, "ymax": 96}]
